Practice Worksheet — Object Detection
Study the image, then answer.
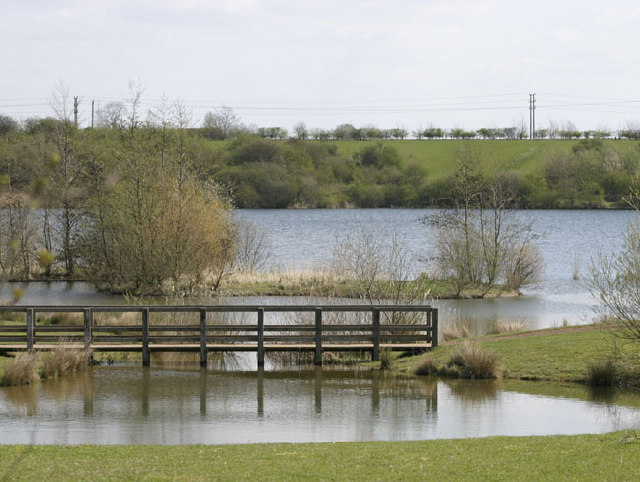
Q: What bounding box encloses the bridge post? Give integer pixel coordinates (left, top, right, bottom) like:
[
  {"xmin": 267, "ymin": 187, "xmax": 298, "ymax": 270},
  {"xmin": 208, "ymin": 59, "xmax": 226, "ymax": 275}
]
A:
[
  {"xmin": 84, "ymin": 308, "xmax": 93, "ymax": 350},
  {"xmin": 314, "ymin": 308, "xmax": 323, "ymax": 365},
  {"xmin": 431, "ymin": 308, "xmax": 438, "ymax": 348},
  {"xmin": 26, "ymin": 308, "xmax": 34, "ymax": 351},
  {"xmin": 257, "ymin": 308, "xmax": 265, "ymax": 367},
  {"xmin": 200, "ymin": 308, "xmax": 207, "ymax": 367},
  {"xmin": 142, "ymin": 308, "xmax": 150, "ymax": 366},
  {"xmin": 372, "ymin": 308, "xmax": 381, "ymax": 362}
]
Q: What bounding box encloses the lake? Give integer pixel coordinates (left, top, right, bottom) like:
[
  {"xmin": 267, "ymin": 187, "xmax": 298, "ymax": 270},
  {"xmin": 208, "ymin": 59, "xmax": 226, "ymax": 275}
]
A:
[
  {"xmin": 2, "ymin": 209, "xmax": 640, "ymax": 445},
  {"xmin": 3, "ymin": 208, "xmax": 635, "ymax": 332},
  {"xmin": 1, "ymin": 366, "xmax": 638, "ymax": 445}
]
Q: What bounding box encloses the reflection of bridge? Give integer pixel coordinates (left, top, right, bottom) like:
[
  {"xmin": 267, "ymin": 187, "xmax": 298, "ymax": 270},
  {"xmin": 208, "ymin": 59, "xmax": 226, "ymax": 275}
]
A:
[{"xmin": 0, "ymin": 305, "xmax": 437, "ymax": 367}]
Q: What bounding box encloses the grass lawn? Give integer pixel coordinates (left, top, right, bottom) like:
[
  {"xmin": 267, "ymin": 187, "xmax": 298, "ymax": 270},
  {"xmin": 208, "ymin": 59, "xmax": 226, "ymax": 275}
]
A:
[
  {"xmin": 398, "ymin": 325, "xmax": 640, "ymax": 388},
  {"xmin": 1, "ymin": 432, "xmax": 638, "ymax": 481}
]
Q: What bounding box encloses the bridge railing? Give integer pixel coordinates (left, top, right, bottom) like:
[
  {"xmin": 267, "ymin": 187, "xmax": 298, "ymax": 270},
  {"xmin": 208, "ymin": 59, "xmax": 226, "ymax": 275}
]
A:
[{"xmin": 0, "ymin": 304, "xmax": 438, "ymax": 366}]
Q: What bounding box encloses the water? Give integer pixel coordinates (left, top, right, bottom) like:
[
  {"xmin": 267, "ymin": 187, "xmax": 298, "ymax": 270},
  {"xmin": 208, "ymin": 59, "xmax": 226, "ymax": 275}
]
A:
[
  {"xmin": 1, "ymin": 366, "xmax": 638, "ymax": 445},
  {"xmin": 1, "ymin": 209, "xmax": 635, "ymax": 332}
]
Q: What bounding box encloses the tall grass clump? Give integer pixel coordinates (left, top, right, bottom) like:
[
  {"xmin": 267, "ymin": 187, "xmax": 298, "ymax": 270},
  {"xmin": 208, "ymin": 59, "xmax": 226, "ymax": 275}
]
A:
[
  {"xmin": 441, "ymin": 322, "xmax": 472, "ymax": 341},
  {"xmin": 441, "ymin": 342, "xmax": 501, "ymax": 379},
  {"xmin": 379, "ymin": 349, "xmax": 394, "ymax": 370},
  {"xmin": 587, "ymin": 359, "xmax": 617, "ymax": 387},
  {"xmin": 488, "ymin": 319, "xmax": 528, "ymax": 335},
  {"xmin": 413, "ymin": 353, "xmax": 438, "ymax": 376},
  {"xmin": 2, "ymin": 351, "xmax": 41, "ymax": 386},
  {"xmin": 41, "ymin": 342, "xmax": 93, "ymax": 379}
]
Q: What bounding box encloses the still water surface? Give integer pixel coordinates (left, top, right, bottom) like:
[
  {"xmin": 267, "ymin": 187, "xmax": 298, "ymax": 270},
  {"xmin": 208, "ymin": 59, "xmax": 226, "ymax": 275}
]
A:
[
  {"xmin": 1, "ymin": 366, "xmax": 638, "ymax": 445},
  {"xmin": 2, "ymin": 209, "xmax": 636, "ymax": 332}
]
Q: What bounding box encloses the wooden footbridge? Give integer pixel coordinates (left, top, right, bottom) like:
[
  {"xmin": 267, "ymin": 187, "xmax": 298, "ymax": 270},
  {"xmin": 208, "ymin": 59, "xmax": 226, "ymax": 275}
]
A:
[{"xmin": 0, "ymin": 304, "xmax": 437, "ymax": 367}]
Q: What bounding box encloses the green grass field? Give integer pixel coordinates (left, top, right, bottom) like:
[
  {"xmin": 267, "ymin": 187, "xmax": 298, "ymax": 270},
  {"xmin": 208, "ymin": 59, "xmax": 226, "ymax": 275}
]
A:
[
  {"xmin": 211, "ymin": 138, "xmax": 639, "ymax": 180},
  {"xmin": 1, "ymin": 432, "xmax": 638, "ymax": 481},
  {"xmin": 400, "ymin": 325, "xmax": 640, "ymax": 389}
]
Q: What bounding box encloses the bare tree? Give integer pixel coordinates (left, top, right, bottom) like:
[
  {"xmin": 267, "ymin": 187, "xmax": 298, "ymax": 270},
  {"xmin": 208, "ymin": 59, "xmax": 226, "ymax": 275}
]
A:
[{"xmin": 202, "ymin": 106, "xmax": 240, "ymax": 139}]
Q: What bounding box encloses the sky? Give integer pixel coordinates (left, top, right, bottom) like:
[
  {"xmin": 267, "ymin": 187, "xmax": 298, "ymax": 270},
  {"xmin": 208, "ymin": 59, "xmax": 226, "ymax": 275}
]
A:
[{"xmin": 1, "ymin": 0, "xmax": 640, "ymax": 133}]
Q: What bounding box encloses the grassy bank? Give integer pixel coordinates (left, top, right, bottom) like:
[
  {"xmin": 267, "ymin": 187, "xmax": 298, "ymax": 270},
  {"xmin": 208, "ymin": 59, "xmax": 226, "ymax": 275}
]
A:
[
  {"xmin": 400, "ymin": 325, "xmax": 640, "ymax": 388},
  {"xmin": 219, "ymin": 270, "xmax": 518, "ymax": 299},
  {"xmin": 1, "ymin": 432, "xmax": 638, "ymax": 480}
]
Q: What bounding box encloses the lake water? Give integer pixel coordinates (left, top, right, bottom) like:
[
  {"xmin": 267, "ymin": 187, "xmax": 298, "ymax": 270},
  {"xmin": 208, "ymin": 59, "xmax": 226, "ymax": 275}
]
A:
[
  {"xmin": 1, "ymin": 366, "xmax": 638, "ymax": 445},
  {"xmin": 2, "ymin": 209, "xmax": 640, "ymax": 444},
  {"xmin": 3, "ymin": 209, "xmax": 634, "ymax": 332}
]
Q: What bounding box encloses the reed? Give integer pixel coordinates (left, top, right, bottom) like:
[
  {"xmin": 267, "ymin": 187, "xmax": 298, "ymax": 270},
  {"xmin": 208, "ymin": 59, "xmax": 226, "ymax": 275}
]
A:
[
  {"xmin": 441, "ymin": 342, "xmax": 501, "ymax": 379},
  {"xmin": 487, "ymin": 319, "xmax": 528, "ymax": 335},
  {"xmin": 2, "ymin": 351, "xmax": 41, "ymax": 386},
  {"xmin": 40, "ymin": 341, "xmax": 93, "ymax": 379},
  {"xmin": 441, "ymin": 322, "xmax": 472, "ymax": 341},
  {"xmin": 413, "ymin": 353, "xmax": 438, "ymax": 376}
]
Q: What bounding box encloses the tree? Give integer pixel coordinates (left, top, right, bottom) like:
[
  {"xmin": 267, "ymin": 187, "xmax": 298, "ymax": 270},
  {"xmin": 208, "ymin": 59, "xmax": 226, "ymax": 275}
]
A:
[
  {"xmin": 96, "ymin": 102, "xmax": 127, "ymax": 129},
  {"xmin": 47, "ymin": 82, "xmax": 86, "ymax": 277},
  {"xmin": 202, "ymin": 106, "xmax": 240, "ymax": 139},
  {"xmin": 81, "ymin": 86, "xmax": 236, "ymax": 293},
  {"xmin": 293, "ymin": 121, "xmax": 308, "ymax": 140},
  {"xmin": 332, "ymin": 225, "xmax": 429, "ymax": 323},
  {"xmin": 430, "ymin": 148, "xmax": 542, "ymax": 296},
  {"xmin": 0, "ymin": 115, "xmax": 18, "ymax": 135},
  {"xmin": 588, "ymin": 218, "xmax": 640, "ymax": 341}
]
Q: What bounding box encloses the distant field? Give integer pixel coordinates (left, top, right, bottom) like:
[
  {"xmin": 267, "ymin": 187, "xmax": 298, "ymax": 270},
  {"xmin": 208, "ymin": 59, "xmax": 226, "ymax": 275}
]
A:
[{"xmin": 210, "ymin": 138, "xmax": 638, "ymax": 179}]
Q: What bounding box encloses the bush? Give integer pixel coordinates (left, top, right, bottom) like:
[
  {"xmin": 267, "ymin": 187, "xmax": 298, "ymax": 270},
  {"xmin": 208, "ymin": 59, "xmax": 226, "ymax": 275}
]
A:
[{"xmin": 440, "ymin": 342, "xmax": 501, "ymax": 379}]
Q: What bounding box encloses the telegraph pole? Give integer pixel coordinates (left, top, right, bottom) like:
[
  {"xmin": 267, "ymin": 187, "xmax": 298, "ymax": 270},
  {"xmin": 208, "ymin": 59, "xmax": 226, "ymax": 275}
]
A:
[
  {"xmin": 73, "ymin": 96, "xmax": 79, "ymax": 127},
  {"xmin": 91, "ymin": 100, "xmax": 95, "ymax": 128},
  {"xmin": 529, "ymin": 93, "xmax": 536, "ymax": 139}
]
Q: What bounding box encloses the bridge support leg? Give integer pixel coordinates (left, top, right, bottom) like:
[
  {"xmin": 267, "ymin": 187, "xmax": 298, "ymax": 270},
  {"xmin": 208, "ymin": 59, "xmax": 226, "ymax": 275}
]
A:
[
  {"xmin": 372, "ymin": 309, "xmax": 381, "ymax": 362},
  {"xmin": 84, "ymin": 308, "xmax": 93, "ymax": 362},
  {"xmin": 431, "ymin": 309, "xmax": 438, "ymax": 348},
  {"xmin": 314, "ymin": 308, "xmax": 323, "ymax": 366},
  {"xmin": 142, "ymin": 308, "xmax": 150, "ymax": 366},
  {"xmin": 26, "ymin": 308, "xmax": 34, "ymax": 351},
  {"xmin": 200, "ymin": 308, "xmax": 207, "ymax": 367},
  {"xmin": 257, "ymin": 308, "xmax": 265, "ymax": 367}
]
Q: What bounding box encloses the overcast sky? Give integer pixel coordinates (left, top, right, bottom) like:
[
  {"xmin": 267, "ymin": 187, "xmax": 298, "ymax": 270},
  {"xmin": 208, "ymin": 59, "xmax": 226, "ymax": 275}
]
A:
[{"xmin": 2, "ymin": 0, "xmax": 640, "ymax": 133}]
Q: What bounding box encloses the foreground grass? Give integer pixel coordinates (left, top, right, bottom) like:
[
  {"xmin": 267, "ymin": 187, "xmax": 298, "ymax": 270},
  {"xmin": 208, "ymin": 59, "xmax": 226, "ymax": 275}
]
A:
[
  {"xmin": 1, "ymin": 432, "xmax": 638, "ymax": 481},
  {"xmin": 402, "ymin": 325, "xmax": 640, "ymax": 388}
]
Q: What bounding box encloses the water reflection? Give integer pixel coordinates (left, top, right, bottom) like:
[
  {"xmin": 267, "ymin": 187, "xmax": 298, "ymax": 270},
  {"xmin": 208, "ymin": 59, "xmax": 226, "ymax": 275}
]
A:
[{"xmin": 1, "ymin": 366, "xmax": 639, "ymax": 445}]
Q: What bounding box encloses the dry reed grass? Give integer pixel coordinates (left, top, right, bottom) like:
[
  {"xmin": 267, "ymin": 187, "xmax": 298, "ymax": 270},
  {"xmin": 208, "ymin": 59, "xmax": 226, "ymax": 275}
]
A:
[
  {"xmin": 41, "ymin": 341, "xmax": 93, "ymax": 379},
  {"xmin": 2, "ymin": 351, "xmax": 41, "ymax": 386},
  {"xmin": 441, "ymin": 342, "xmax": 501, "ymax": 379},
  {"xmin": 487, "ymin": 319, "xmax": 528, "ymax": 335},
  {"xmin": 413, "ymin": 353, "xmax": 438, "ymax": 376},
  {"xmin": 441, "ymin": 322, "xmax": 472, "ymax": 341}
]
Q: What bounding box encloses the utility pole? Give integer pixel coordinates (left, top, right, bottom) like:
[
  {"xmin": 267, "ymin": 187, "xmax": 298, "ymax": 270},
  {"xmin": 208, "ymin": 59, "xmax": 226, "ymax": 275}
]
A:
[
  {"xmin": 73, "ymin": 96, "xmax": 79, "ymax": 127},
  {"xmin": 529, "ymin": 93, "xmax": 536, "ymax": 140},
  {"xmin": 91, "ymin": 100, "xmax": 95, "ymax": 128}
]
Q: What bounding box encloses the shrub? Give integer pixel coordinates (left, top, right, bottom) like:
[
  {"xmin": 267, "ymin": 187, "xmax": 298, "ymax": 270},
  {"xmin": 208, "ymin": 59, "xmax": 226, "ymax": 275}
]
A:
[
  {"xmin": 2, "ymin": 351, "xmax": 40, "ymax": 386},
  {"xmin": 441, "ymin": 342, "xmax": 501, "ymax": 379},
  {"xmin": 587, "ymin": 359, "xmax": 617, "ymax": 387}
]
